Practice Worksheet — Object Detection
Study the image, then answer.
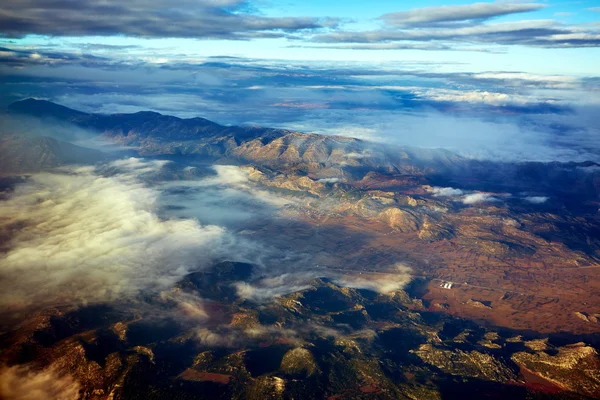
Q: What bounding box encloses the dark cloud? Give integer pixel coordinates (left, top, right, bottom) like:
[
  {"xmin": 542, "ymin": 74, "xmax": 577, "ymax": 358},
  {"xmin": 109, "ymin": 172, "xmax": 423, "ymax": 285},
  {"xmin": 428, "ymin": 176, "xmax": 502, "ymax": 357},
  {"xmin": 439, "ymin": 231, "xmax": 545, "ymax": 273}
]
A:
[{"xmin": 0, "ymin": 0, "xmax": 338, "ymax": 39}]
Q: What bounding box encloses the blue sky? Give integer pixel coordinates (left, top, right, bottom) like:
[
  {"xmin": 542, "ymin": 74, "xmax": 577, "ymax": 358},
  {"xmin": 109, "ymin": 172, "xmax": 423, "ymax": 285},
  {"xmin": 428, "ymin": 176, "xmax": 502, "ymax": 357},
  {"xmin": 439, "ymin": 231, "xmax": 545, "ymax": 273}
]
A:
[
  {"xmin": 3, "ymin": 0, "xmax": 600, "ymax": 73},
  {"xmin": 1, "ymin": 1, "xmax": 599, "ymax": 161}
]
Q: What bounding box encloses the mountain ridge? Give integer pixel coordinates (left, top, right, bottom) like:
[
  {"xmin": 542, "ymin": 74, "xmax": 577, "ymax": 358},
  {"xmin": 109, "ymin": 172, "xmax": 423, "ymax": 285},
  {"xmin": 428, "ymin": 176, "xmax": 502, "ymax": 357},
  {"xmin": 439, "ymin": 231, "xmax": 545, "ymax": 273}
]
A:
[
  {"xmin": 3, "ymin": 99, "xmax": 599, "ymax": 203},
  {"xmin": 4, "ymin": 98, "xmax": 468, "ymax": 176}
]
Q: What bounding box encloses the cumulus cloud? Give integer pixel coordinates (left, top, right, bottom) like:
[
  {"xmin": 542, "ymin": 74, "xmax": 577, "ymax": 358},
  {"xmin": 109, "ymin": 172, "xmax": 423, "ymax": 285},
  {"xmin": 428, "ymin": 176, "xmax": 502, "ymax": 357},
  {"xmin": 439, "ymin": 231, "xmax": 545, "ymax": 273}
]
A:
[
  {"xmin": 462, "ymin": 193, "xmax": 500, "ymax": 204},
  {"xmin": 0, "ymin": 365, "xmax": 79, "ymax": 400},
  {"xmin": 0, "ymin": 159, "xmax": 242, "ymax": 315}
]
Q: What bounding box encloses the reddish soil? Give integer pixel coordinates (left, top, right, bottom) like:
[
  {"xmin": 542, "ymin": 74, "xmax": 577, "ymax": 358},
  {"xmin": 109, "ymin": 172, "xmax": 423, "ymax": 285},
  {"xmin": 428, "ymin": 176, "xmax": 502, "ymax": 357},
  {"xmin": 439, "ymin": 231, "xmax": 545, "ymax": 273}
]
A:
[
  {"xmin": 258, "ymin": 205, "xmax": 600, "ymax": 335},
  {"xmin": 177, "ymin": 369, "xmax": 232, "ymax": 384},
  {"xmin": 360, "ymin": 384, "xmax": 383, "ymax": 394},
  {"xmin": 518, "ymin": 367, "xmax": 565, "ymax": 395}
]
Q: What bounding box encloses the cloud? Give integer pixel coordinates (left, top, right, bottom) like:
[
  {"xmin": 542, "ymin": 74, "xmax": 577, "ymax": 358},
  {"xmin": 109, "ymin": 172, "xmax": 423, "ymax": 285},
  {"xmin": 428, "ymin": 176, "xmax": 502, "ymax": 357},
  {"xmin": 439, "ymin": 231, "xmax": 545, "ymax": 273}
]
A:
[
  {"xmin": 159, "ymin": 290, "xmax": 210, "ymax": 322},
  {"xmin": 429, "ymin": 187, "xmax": 464, "ymax": 197},
  {"xmin": 462, "ymin": 193, "xmax": 500, "ymax": 204},
  {"xmin": 422, "ymin": 89, "xmax": 553, "ymax": 106},
  {"xmin": 0, "ymin": 0, "xmax": 337, "ymax": 40},
  {"xmin": 195, "ymin": 328, "xmax": 241, "ymax": 347},
  {"xmin": 430, "ymin": 187, "xmax": 514, "ymax": 205},
  {"xmin": 380, "ymin": 3, "xmax": 546, "ymax": 27},
  {"xmin": 311, "ymin": 13, "xmax": 600, "ymax": 49},
  {"xmin": 234, "ymin": 272, "xmax": 317, "ymax": 302},
  {"xmin": 0, "ymin": 365, "xmax": 79, "ymax": 400},
  {"xmin": 578, "ymin": 165, "xmax": 600, "ymax": 173},
  {"xmin": 0, "ymin": 159, "xmax": 238, "ymax": 315},
  {"xmin": 469, "ymin": 72, "xmax": 578, "ymax": 89},
  {"xmin": 193, "ymin": 324, "xmax": 301, "ymax": 347},
  {"xmin": 157, "ymin": 165, "xmax": 292, "ymax": 226},
  {"xmin": 318, "ymin": 178, "xmax": 341, "ymax": 183},
  {"xmin": 523, "ymin": 196, "xmax": 549, "ymax": 204},
  {"xmin": 332, "ymin": 264, "xmax": 412, "ymax": 294},
  {"xmin": 234, "ymin": 263, "xmax": 413, "ymax": 303},
  {"xmin": 305, "ymin": 109, "xmax": 600, "ymax": 163}
]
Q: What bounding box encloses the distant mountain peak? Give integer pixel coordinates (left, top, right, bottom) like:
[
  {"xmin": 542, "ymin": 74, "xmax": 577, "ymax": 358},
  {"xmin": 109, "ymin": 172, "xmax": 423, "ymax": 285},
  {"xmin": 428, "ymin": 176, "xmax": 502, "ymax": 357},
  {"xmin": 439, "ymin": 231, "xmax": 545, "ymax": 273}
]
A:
[{"xmin": 8, "ymin": 98, "xmax": 89, "ymax": 119}]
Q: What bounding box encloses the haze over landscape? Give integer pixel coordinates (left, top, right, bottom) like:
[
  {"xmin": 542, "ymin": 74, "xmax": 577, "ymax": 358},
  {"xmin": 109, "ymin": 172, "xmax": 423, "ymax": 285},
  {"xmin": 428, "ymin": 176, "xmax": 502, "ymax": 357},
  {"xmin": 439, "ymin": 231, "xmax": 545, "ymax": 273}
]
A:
[{"xmin": 1, "ymin": 1, "xmax": 600, "ymax": 399}]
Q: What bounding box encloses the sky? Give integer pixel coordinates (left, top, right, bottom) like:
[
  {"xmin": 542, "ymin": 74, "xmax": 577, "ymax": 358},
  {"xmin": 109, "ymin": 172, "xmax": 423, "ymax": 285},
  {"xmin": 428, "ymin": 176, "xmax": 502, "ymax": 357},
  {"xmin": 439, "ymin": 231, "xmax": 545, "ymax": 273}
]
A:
[{"xmin": 1, "ymin": 0, "xmax": 599, "ymax": 161}]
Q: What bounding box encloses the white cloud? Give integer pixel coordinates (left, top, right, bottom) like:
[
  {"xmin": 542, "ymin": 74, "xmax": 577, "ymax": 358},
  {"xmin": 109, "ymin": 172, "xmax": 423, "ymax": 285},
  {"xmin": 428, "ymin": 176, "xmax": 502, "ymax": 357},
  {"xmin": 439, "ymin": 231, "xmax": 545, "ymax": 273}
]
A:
[
  {"xmin": 462, "ymin": 193, "xmax": 500, "ymax": 204},
  {"xmin": 235, "ymin": 263, "xmax": 413, "ymax": 302},
  {"xmin": 0, "ymin": 159, "xmax": 235, "ymax": 314},
  {"xmin": 318, "ymin": 178, "xmax": 341, "ymax": 183},
  {"xmin": 110, "ymin": 157, "xmax": 172, "ymax": 174},
  {"xmin": 423, "ymin": 89, "xmax": 552, "ymax": 106},
  {"xmin": 159, "ymin": 290, "xmax": 210, "ymax": 321},
  {"xmin": 332, "ymin": 264, "xmax": 412, "ymax": 293},
  {"xmin": 472, "ymin": 72, "xmax": 578, "ymax": 89},
  {"xmin": 428, "ymin": 186, "xmax": 464, "ymax": 197},
  {"xmin": 157, "ymin": 165, "xmax": 292, "ymax": 226},
  {"xmin": 234, "ymin": 272, "xmax": 317, "ymax": 302}
]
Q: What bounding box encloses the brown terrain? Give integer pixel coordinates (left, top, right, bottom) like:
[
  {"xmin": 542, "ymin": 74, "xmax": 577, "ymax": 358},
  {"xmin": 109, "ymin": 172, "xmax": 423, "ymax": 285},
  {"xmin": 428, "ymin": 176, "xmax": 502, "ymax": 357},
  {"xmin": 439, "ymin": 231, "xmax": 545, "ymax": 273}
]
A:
[{"xmin": 241, "ymin": 167, "xmax": 600, "ymax": 336}]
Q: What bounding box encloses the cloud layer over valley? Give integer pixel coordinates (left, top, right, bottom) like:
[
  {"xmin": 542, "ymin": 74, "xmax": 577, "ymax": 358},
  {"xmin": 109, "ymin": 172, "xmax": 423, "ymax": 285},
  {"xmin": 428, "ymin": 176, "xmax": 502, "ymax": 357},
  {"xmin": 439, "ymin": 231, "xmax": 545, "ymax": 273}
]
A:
[{"xmin": 0, "ymin": 159, "xmax": 241, "ymax": 315}]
